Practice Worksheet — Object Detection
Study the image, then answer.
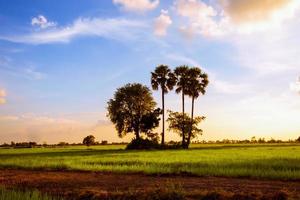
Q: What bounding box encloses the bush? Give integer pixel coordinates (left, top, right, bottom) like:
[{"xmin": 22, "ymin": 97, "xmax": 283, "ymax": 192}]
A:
[{"xmin": 126, "ymin": 138, "xmax": 160, "ymax": 150}]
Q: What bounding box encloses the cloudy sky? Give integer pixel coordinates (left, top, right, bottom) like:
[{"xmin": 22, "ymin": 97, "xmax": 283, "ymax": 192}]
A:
[{"xmin": 0, "ymin": 0, "xmax": 300, "ymax": 143}]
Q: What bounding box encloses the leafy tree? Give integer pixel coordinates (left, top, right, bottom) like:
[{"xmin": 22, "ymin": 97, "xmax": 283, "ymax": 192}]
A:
[
  {"xmin": 174, "ymin": 65, "xmax": 189, "ymax": 147},
  {"xmin": 151, "ymin": 65, "xmax": 176, "ymax": 145},
  {"xmin": 107, "ymin": 83, "xmax": 160, "ymax": 139},
  {"xmin": 167, "ymin": 111, "xmax": 205, "ymax": 147},
  {"xmin": 296, "ymin": 136, "xmax": 300, "ymax": 143},
  {"xmin": 83, "ymin": 135, "xmax": 95, "ymax": 146},
  {"xmin": 186, "ymin": 67, "xmax": 209, "ymax": 147}
]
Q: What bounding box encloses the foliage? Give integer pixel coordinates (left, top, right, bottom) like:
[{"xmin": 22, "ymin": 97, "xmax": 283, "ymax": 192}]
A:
[
  {"xmin": 151, "ymin": 65, "xmax": 176, "ymax": 93},
  {"xmin": 167, "ymin": 111, "xmax": 205, "ymax": 145},
  {"xmin": 83, "ymin": 135, "xmax": 96, "ymax": 147},
  {"xmin": 140, "ymin": 108, "xmax": 161, "ymax": 137},
  {"xmin": 107, "ymin": 83, "xmax": 159, "ymax": 139},
  {"xmin": 174, "ymin": 66, "xmax": 190, "ymax": 95},
  {"xmin": 186, "ymin": 67, "xmax": 209, "ymax": 98},
  {"xmin": 126, "ymin": 138, "xmax": 160, "ymax": 150}
]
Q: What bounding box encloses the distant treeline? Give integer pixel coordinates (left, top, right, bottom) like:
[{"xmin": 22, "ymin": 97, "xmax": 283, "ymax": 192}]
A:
[
  {"xmin": 0, "ymin": 140, "xmax": 128, "ymax": 148},
  {"xmin": 1, "ymin": 136, "xmax": 300, "ymax": 148},
  {"xmin": 192, "ymin": 136, "xmax": 300, "ymax": 144}
]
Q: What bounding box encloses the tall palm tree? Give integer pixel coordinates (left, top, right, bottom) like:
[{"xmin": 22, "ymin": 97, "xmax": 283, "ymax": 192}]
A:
[
  {"xmin": 151, "ymin": 65, "xmax": 176, "ymax": 145},
  {"xmin": 174, "ymin": 65, "xmax": 189, "ymax": 147},
  {"xmin": 186, "ymin": 67, "xmax": 209, "ymax": 147}
]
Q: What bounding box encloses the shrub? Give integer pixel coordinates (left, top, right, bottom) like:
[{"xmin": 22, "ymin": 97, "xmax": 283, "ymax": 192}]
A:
[
  {"xmin": 126, "ymin": 138, "xmax": 160, "ymax": 150},
  {"xmin": 83, "ymin": 135, "xmax": 95, "ymax": 147}
]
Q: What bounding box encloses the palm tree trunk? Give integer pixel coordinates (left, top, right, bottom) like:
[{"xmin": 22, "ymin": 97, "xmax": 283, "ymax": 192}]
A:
[
  {"xmin": 182, "ymin": 91, "xmax": 185, "ymax": 147},
  {"xmin": 161, "ymin": 88, "xmax": 165, "ymax": 145},
  {"xmin": 187, "ymin": 96, "xmax": 195, "ymax": 148}
]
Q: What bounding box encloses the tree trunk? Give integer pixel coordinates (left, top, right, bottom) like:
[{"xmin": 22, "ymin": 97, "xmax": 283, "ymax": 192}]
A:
[
  {"xmin": 187, "ymin": 96, "xmax": 195, "ymax": 148},
  {"xmin": 161, "ymin": 88, "xmax": 165, "ymax": 145},
  {"xmin": 135, "ymin": 129, "xmax": 140, "ymax": 139},
  {"xmin": 181, "ymin": 91, "xmax": 185, "ymax": 147}
]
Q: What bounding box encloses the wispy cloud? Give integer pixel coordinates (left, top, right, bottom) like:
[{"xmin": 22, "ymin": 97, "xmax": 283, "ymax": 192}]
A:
[
  {"xmin": 0, "ymin": 56, "xmax": 46, "ymax": 80},
  {"xmin": 0, "ymin": 17, "xmax": 148, "ymax": 44},
  {"xmin": 211, "ymin": 80, "xmax": 249, "ymax": 94},
  {"xmin": 0, "ymin": 113, "xmax": 117, "ymax": 143},
  {"xmin": 31, "ymin": 15, "xmax": 57, "ymax": 29},
  {"xmin": 113, "ymin": 0, "xmax": 159, "ymax": 13}
]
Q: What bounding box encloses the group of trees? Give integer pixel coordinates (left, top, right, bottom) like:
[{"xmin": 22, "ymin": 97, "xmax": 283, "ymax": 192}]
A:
[
  {"xmin": 107, "ymin": 64, "xmax": 209, "ymax": 149},
  {"xmin": 151, "ymin": 65, "xmax": 209, "ymax": 148}
]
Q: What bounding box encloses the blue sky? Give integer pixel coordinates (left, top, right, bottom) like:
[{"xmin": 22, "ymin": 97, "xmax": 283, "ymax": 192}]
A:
[{"xmin": 0, "ymin": 0, "xmax": 300, "ymax": 143}]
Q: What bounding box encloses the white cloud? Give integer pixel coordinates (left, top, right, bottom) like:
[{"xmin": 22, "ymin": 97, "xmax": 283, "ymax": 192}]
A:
[
  {"xmin": 0, "ymin": 89, "xmax": 6, "ymax": 105},
  {"xmin": 113, "ymin": 0, "xmax": 159, "ymax": 13},
  {"xmin": 220, "ymin": 0, "xmax": 299, "ymax": 24},
  {"xmin": 154, "ymin": 10, "xmax": 172, "ymax": 36},
  {"xmin": 171, "ymin": 0, "xmax": 300, "ymax": 74},
  {"xmin": 31, "ymin": 15, "xmax": 57, "ymax": 29},
  {"xmin": 175, "ymin": 0, "xmax": 226, "ymax": 37},
  {"xmin": 290, "ymin": 77, "xmax": 300, "ymax": 94},
  {"xmin": 0, "ymin": 18, "xmax": 147, "ymax": 44},
  {"xmin": 173, "ymin": 0, "xmax": 300, "ymax": 38}
]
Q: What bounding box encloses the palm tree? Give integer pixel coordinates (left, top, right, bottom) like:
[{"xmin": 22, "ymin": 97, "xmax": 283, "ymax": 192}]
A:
[
  {"xmin": 186, "ymin": 67, "xmax": 209, "ymax": 147},
  {"xmin": 174, "ymin": 65, "xmax": 189, "ymax": 147},
  {"xmin": 151, "ymin": 65, "xmax": 176, "ymax": 145}
]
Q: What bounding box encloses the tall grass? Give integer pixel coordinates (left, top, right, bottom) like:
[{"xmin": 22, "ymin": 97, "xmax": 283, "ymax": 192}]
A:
[
  {"xmin": 0, "ymin": 187, "xmax": 61, "ymax": 200},
  {"xmin": 1, "ymin": 144, "xmax": 300, "ymax": 180}
]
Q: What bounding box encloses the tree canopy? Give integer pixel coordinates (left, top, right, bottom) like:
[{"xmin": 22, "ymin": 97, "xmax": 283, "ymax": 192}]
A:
[
  {"xmin": 83, "ymin": 135, "xmax": 95, "ymax": 146},
  {"xmin": 107, "ymin": 83, "xmax": 160, "ymax": 139},
  {"xmin": 167, "ymin": 111, "xmax": 205, "ymax": 144}
]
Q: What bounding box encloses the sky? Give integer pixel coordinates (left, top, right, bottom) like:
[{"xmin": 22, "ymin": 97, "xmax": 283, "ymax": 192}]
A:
[{"xmin": 0, "ymin": 0, "xmax": 300, "ymax": 144}]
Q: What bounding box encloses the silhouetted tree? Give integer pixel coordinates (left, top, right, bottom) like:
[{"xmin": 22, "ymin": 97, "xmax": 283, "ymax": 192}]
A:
[
  {"xmin": 186, "ymin": 67, "xmax": 209, "ymax": 148},
  {"xmin": 107, "ymin": 83, "xmax": 160, "ymax": 139},
  {"xmin": 174, "ymin": 65, "xmax": 189, "ymax": 147},
  {"xmin": 167, "ymin": 111, "xmax": 205, "ymax": 147},
  {"xmin": 151, "ymin": 65, "xmax": 176, "ymax": 145},
  {"xmin": 83, "ymin": 135, "xmax": 95, "ymax": 146},
  {"xmin": 296, "ymin": 136, "xmax": 300, "ymax": 143}
]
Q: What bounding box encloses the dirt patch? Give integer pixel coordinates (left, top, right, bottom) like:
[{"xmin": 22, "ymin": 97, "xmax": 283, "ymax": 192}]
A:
[{"xmin": 0, "ymin": 169, "xmax": 299, "ymax": 199}]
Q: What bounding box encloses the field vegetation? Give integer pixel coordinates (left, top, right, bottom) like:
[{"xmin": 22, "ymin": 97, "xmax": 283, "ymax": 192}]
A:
[
  {"xmin": 1, "ymin": 143, "xmax": 300, "ymax": 180},
  {"xmin": 0, "ymin": 187, "xmax": 61, "ymax": 200}
]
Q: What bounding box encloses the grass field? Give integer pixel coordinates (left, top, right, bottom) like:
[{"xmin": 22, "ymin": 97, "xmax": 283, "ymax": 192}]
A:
[
  {"xmin": 0, "ymin": 187, "xmax": 61, "ymax": 200},
  {"xmin": 0, "ymin": 144, "xmax": 300, "ymax": 180}
]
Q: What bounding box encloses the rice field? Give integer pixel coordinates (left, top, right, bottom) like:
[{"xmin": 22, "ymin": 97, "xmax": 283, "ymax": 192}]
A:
[{"xmin": 0, "ymin": 144, "xmax": 300, "ymax": 180}]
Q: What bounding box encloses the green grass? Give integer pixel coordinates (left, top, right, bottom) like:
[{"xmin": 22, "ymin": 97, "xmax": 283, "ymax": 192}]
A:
[
  {"xmin": 0, "ymin": 144, "xmax": 300, "ymax": 180},
  {"xmin": 0, "ymin": 187, "xmax": 62, "ymax": 200}
]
